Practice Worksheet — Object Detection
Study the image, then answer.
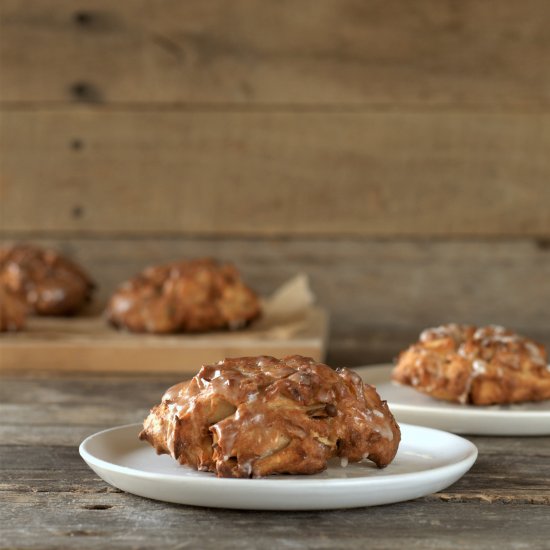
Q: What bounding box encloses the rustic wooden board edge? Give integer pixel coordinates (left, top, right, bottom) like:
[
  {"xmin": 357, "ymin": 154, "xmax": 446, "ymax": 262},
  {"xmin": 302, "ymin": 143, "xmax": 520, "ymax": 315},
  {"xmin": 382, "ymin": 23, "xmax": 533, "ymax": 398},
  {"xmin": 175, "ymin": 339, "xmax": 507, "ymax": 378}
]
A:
[{"xmin": 0, "ymin": 308, "xmax": 329, "ymax": 374}]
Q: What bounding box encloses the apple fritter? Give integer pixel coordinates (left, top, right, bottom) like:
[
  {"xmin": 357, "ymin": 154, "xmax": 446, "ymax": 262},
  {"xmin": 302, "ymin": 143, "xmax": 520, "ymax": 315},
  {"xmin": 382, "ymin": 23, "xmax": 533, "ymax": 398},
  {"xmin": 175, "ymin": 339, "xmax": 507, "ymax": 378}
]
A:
[
  {"xmin": 139, "ymin": 355, "xmax": 401, "ymax": 478},
  {"xmin": 0, "ymin": 285, "xmax": 27, "ymax": 332},
  {"xmin": 106, "ymin": 258, "xmax": 260, "ymax": 334},
  {"xmin": 392, "ymin": 324, "xmax": 550, "ymax": 405},
  {"xmin": 0, "ymin": 244, "xmax": 95, "ymax": 316}
]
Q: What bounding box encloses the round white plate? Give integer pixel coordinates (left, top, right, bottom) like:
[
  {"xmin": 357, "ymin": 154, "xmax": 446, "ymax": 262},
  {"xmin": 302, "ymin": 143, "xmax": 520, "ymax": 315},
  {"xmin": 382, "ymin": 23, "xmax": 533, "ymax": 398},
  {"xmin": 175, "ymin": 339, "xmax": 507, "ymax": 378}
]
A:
[
  {"xmin": 79, "ymin": 423, "xmax": 477, "ymax": 511},
  {"xmin": 355, "ymin": 364, "xmax": 550, "ymax": 436}
]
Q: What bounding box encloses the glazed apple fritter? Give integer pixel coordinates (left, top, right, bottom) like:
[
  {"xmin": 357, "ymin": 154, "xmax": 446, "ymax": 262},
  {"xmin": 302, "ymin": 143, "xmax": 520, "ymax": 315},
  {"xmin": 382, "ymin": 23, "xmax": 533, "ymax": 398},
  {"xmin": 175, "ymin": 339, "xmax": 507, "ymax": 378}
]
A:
[
  {"xmin": 139, "ymin": 355, "xmax": 401, "ymax": 478},
  {"xmin": 392, "ymin": 324, "xmax": 550, "ymax": 405},
  {"xmin": 0, "ymin": 285, "xmax": 27, "ymax": 332},
  {"xmin": 0, "ymin": 244, "xmax": 95, "ymax": 316},
  {"xmin": 106, "ymin": 258, "xmax": 261, "ymax": 334}
]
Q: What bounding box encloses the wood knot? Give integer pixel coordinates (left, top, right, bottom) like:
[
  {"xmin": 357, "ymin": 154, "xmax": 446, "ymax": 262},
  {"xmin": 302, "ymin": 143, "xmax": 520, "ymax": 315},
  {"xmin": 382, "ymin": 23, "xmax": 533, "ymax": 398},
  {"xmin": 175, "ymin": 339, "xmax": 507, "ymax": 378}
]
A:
[
  {"xmin": 81, "ymin": 504, "xmax": 113, "ymax": 510},
  {"xmin": 69, "ymin": 81, "xmax": 101, "ymax": 103},
  {"xmin": 73, "ymin": 11, "xmax": 93, "ymax": 26},
  {"xmin": 535, "ymin": 239, "xmax": 550, "ymax": 251},
  {"xmin": 70, "ymin": 138, "xmax": 84, "ymax": 151},
  {"xmin": 71, "ymin": 205, "xmax": 84, "ymax": 219}
]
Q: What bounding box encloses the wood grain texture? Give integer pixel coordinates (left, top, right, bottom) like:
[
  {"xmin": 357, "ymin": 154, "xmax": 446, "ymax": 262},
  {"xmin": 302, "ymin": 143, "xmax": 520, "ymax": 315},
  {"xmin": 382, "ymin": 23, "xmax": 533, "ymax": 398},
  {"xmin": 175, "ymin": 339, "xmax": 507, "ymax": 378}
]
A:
[
  {"xmin": 0, "ymin": 373, "xmax": 549, "ymax": 549},
  {"xmin": 2, "ymin": 110, "xmax": 550, "ymax": 237},
  {"xmin": 2, "ymin": 374, "xmax": 549, "ymax": 497},
  {"xmin": 1, "ymin": 236, "xmax": 548, "ymax": 366},
  {"xmin": 2, "ymin": 0, "xmax": 550, "ymax": 106},
  {"xmin": 0, "ymin": 311, "xmax": 328, "ymax": 373},
  {"xmin": 1, "ymin": 492, "xmax": 548, "ymax": 550},
  {"xmin": 2, "ymin": 441, "xmax": 548, "ymax": 504}
]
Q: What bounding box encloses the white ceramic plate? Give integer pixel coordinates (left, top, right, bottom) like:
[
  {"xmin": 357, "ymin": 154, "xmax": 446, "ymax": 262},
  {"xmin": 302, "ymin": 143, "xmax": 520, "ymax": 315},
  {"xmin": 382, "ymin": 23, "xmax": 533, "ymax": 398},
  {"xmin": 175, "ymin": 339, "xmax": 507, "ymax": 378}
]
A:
[
  {"xmin": 355, "ymin": 364, "xmax": 550, "ymax": 436},
  {"xmin": 79, "ymin": 423, "xmax": 477, "ymax": 511}
]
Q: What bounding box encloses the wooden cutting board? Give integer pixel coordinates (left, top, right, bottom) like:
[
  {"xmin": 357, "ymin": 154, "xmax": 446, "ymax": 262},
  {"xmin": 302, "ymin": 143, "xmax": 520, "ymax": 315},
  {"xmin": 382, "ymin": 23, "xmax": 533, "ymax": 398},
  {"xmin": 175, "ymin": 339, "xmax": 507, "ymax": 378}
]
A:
[{"xmin": 0, "ymin": 307, "xmax": 328, "ymax": 374}]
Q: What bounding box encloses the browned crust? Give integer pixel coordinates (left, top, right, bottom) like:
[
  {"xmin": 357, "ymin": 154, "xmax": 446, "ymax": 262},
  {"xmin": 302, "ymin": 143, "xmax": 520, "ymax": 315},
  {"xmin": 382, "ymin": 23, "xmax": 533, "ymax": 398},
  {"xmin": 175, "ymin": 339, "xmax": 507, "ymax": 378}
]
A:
[
  {"xmin": 139, "ymin": 355, "xmax": 401, "ymax": 478},
  {"xmin": 106, "ymin": 258, "xmax": 261, "ymax": 334},
  {"xmin": 392, "ymin": 324, "xmax": 550, "ymax": 405},
  {"xmin": 0, "ymin": 285, "xmax": 27, "ymax": 332},
  {"xmin": 0, "ymin": 244, "xmax": 95, "ymax": 316}
]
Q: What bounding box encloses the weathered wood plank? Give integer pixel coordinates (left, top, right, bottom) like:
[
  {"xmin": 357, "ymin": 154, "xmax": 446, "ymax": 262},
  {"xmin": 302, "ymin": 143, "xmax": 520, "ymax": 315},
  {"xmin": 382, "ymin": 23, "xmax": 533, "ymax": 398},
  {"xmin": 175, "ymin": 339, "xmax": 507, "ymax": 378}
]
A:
[
  {"xmin": 2, "ymin": 0, "xmax": 550, "ymax": 106},
  {"xmin": 0, "ymin": 403, "xmax": 146, "ymax": 426},
  {"xmin": 0, "ymin": 425, "xmax": 121, "ymax": 447},
  {"xmin": 0, "ymin": 470, "xmax": 123, "ymax": 494},
  {"xmin": 1, "ymin": 237, "xmax": 548, "ymax": 367},
  {"xmin": 0, "ymin": 492, "xmax": 548, "ymax": 549},
  {"xmin": 2, "ymin": 110, "xmax": 550, "ymax": 237},
  {"xmin": 0, "ymin": 375, "xmax": 175, "ymax": 406},
  {"xmin": 2, "ymin": 373, "xmax": 549, "ymax": 505},
  {"xmin": 3, "ymin": 465, "xmax": 548, "ymax": 505},
  {"xmin": 2, "ymin": 440, "xmax": 548, "ymax": 503},
  {"xmin": 1, "ymin": 372, "xmax": 548, "ymax": 549}
]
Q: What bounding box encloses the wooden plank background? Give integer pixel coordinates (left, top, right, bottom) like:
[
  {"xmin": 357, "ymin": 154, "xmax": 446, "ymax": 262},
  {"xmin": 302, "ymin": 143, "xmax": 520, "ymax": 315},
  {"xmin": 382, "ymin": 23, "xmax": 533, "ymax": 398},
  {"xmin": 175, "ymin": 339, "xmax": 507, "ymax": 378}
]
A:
[
  {"xmin": 2, "ymin": 110, "xmax": 550, "ymax": 236},
  {"xmin": 2, "ymin": 0, "xmax": 550, "ymax": 107},
  {"xmin": 1, "ymin": 0, "xmax": 549, "ymax": 365}
]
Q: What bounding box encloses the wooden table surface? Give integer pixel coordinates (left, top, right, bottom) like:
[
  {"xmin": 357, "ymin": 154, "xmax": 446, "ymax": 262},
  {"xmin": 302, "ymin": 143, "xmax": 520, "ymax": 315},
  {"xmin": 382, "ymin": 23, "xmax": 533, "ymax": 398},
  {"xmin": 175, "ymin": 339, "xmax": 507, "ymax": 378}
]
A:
[{"xmin": 1, "ymin": 369, "xmax": 549, "ymax": 550}]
